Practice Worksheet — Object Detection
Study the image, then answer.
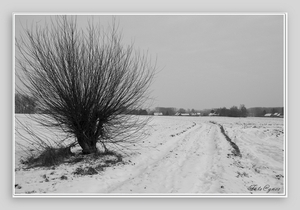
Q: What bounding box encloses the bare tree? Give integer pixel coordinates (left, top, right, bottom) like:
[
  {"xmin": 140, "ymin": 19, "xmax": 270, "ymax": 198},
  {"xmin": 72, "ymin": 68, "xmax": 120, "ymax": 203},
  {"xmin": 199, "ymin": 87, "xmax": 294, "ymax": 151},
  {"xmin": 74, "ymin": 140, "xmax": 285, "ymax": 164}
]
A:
[{"xmin": 16, "ymin": 16, "xmax": 156, "ymax": 155}]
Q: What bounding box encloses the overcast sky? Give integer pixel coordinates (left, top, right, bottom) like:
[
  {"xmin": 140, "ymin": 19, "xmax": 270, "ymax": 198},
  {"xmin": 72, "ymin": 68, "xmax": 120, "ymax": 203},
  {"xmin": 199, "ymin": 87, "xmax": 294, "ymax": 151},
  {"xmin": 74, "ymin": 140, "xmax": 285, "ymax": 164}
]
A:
[{"xmin": 15, "ymin": 14, "xmax": 285, "ymax": 110}]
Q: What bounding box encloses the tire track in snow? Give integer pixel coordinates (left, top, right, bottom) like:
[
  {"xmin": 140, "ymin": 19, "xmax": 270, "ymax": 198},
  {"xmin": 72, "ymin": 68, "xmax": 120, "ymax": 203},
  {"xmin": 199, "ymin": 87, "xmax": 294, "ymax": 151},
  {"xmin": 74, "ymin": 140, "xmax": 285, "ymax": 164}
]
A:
[
  {"xmin": 210, "ymin": 121, "xmax": 242, "ymax": 157},
  {"xmin": 219, "ymin": 123, "xmax": 285, "ymax": 194},
  {"xmin": 108, "ymin": 122, "xmax": 227, "ymax": 193}
]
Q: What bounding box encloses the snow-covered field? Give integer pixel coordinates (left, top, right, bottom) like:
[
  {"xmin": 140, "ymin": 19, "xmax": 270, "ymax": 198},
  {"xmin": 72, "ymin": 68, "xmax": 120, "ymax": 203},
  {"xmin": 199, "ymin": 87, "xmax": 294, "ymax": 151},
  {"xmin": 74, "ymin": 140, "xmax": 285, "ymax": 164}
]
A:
[{"xmin": 14, "ymin": 115, "xmax": 285, "ymax": 196}]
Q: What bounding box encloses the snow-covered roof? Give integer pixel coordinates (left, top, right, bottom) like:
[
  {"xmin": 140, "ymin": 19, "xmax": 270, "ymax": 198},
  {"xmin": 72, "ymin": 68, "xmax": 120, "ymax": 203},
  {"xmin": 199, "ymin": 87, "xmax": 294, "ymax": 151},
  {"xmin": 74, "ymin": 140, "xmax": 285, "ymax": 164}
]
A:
[{"xmin": 209, "ymin": 113, "xmax": 218, "ymax": 116}]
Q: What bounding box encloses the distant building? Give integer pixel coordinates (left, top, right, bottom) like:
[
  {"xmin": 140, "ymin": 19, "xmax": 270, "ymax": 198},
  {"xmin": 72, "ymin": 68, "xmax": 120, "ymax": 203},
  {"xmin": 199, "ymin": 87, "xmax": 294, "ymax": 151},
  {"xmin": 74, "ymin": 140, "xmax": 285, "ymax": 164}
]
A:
[
  {"xmin": 154, "ymin": 112, "xmax": 163, "ymax": 116},
  {"xmin": 273, "ymin": 113, "xmax": 281, "ymax": 117},
  {"xmin": 209, "ymin": 113, "xmax": 219, "ymax": 116},
  {"xmin": 264, "ymin": 113, "xmax": 283, "ymax": 117},
  {"xmin": 180, "ymin": 113, "xmax": 190, "ymax": 116},
  {"xmin": 190, "ymin": 113, "xmax": 201, "ymax": 116},
  {"xmin": 175, "ymin": 112, "xmax": 201, "ymax": 116}
]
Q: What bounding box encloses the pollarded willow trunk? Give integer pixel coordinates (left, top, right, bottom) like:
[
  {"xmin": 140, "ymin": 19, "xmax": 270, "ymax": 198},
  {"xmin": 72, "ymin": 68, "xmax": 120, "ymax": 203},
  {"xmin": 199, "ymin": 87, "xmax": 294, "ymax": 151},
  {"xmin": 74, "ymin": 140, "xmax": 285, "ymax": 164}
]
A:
[{"xmin": 76, "ymin": 133, "xmax": 98, "ymax": 154}]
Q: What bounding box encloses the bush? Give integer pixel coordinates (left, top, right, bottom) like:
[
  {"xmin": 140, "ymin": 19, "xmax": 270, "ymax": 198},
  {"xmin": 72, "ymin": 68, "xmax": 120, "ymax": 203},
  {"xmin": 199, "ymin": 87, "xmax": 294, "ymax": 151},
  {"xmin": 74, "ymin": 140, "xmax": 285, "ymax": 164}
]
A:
[{"xmin": 22, "ymin": 146, "xmax": 74, "ymax": 167}]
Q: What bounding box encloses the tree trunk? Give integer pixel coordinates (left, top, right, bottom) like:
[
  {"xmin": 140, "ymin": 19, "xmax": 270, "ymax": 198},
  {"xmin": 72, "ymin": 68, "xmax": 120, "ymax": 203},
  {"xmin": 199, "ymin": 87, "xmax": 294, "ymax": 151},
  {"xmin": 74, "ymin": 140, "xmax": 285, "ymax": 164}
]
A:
[{"xmin": 77, "ymin": 134, "xmax": 97, "ymax": 154}]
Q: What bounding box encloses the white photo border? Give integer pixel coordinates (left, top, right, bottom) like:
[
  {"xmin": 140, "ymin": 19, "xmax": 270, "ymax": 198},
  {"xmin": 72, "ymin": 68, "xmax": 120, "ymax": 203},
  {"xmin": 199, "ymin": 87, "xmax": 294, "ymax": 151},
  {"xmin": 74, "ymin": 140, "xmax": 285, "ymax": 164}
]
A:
[{"xmin": 12, "ymin": 12, "xmax": 288, "ymax": 198}]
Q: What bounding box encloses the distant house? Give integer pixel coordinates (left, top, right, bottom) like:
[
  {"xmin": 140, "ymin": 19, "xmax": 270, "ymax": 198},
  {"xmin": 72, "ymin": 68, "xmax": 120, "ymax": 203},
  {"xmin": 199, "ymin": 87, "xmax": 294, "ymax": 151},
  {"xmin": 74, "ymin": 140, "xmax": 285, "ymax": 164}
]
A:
[
  {"xmin": 175, "ymin": 112, "xmax": 186, "ymax": 116},
  {"xmin": 273, "ymin": 113, "xmax": 282, "ymax": 117},
  {"xmin": 209, "ymin": 113, "xmax": 219, "ymax": 116},
  {"xmin": 190, "ymin": 113, "xmax": 199, "ymax": 116},
  {"xmin": 154, "ymin": 112, "xmax": 163, "ymax": 116},
  {"xmin": 264, "ymin": 113, "xmax": 283, "ymax": 117},
  {"xmin": 180, "ymin": 113, "xmax": 190, "ymax": 116},
  {"xmin": 175, "ymin": 112, "xmax": 201, "ymax": 116}
]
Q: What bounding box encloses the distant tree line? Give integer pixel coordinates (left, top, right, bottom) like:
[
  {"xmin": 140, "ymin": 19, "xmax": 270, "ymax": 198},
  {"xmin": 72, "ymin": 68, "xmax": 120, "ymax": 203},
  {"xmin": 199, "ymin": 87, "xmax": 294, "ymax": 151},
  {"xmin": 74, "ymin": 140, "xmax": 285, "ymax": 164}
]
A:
[
  {"xmin": 128, "ymin": 109, "xmax": 149, "ymax": 115},
  {"xmin": 155, "ymin": 107, "xmax": 177, "ymax": 115},
  {"xmin": 15, "ymin": 95, "xmax": 282, "ymax": 118},
  {"xmin": 127, "ymin": 105, "xmax": 284, "ymax": 118},
  {"xmin": 218, "ymin": 104, "xmax": 248, "ymax": 117},
  {"xmin": 15, "ymin": 93, "xmax": 36, "ymax": 114},
  {"xmin": 15, "ymin": 94, "xmax": 151, "ymax": 116},
  {"xmin": 204, "ymin": 104, "xmax": 248, "ymax": 117},
  {"xmin": 128, "ymin": 107, "xmax": 201, "ymax": 116}
]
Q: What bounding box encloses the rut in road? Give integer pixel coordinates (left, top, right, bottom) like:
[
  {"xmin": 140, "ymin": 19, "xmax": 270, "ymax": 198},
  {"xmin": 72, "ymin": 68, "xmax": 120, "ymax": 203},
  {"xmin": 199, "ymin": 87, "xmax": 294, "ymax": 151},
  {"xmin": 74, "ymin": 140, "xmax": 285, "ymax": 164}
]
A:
[{"xmin": 108, "ymin": 122, "xmax": 231, "ymax": 193}]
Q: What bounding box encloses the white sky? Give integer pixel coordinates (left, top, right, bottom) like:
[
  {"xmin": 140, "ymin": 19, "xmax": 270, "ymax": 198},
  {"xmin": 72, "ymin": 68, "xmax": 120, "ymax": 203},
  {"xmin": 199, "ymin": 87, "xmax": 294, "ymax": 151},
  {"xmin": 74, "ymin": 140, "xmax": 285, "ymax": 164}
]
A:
[{"xmin": 15, "ymin": 14, "xmax": 285, "ymax": 110}]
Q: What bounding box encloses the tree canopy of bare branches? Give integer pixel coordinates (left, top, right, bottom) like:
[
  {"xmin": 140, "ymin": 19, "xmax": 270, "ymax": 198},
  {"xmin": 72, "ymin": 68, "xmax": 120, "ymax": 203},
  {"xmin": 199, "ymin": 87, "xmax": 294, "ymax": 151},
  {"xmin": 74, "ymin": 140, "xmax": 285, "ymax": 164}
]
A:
[{"xmin": 16, "ymin": 16, "xmax": 156, "ymax": 155}]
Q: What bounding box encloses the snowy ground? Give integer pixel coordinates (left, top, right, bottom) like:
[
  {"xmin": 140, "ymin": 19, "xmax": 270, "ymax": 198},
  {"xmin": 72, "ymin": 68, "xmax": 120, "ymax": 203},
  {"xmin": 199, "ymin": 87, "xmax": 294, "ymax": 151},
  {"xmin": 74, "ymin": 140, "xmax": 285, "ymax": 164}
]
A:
[{"xmin": 14, "ymin": 115, "xmax": 285, "ymax": 196}]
